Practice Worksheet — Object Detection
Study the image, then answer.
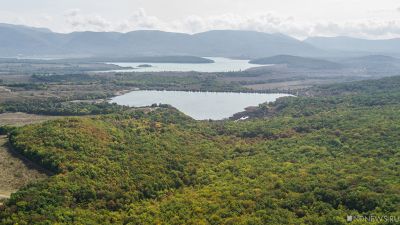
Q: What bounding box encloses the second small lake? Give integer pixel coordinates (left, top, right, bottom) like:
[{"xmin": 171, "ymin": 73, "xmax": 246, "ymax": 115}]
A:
[{"xmin": 110, "ymin": 90, "xmax": 291, "ymax": 120}]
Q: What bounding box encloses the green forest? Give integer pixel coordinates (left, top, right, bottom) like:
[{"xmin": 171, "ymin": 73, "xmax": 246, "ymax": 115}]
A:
[{"xmin": 0, "ymin": 76, "xmax": 400, "ymax": 224}]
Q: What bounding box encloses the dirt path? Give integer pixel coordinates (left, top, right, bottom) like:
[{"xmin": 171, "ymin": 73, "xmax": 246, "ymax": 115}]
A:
[
  {"xmin": 0, "ymin": 193, "xmax": 10, "ymax": 206},
  {"xmin": 0, "ymin": 192, "xmax": 11, "ymax": 199}
]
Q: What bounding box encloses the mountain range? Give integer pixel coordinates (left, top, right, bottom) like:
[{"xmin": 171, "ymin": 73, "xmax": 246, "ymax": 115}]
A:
[
  {"xmin": 304, "ymin": 36, "xmax": 400, "ymax": 56},
  {"xmin": 1, "ymin": 23, "xmax": 400, "ymax": 59}
]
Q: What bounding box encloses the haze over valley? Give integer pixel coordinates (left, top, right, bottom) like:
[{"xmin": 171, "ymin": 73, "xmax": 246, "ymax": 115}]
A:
[{"xmin": 1, "ymin": 1, "xmax": 400, "ymax": 224}]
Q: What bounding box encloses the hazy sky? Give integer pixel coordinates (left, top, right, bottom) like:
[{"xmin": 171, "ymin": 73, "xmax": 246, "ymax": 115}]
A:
[{"xmin": 1, "ymin": 0, "xmax": 400, "ymax": 39}]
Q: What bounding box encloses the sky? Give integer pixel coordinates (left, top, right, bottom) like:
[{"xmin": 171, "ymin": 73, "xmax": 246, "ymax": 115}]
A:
[{"xmin": 0, "ymin": 0, "xmax": 400, "ymax": 39}]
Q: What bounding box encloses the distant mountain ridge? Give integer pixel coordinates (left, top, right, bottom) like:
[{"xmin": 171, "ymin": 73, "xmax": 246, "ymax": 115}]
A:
[
  {"xmin": 0, "ymin": 24, "xmax": 322, "ymax": 58},
  {"xmin": 2, "ymin": 23, "xmax": 400, "ymax": 58}
]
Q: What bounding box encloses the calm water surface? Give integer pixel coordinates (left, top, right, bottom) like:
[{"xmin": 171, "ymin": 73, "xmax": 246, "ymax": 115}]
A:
[
  {"xmin": 110, "ymin": 90, "xmax": 291, "ymax": 120},
  {"xmin": 108, "ymin": 57, "xmax": 259, "ymax": 72}
]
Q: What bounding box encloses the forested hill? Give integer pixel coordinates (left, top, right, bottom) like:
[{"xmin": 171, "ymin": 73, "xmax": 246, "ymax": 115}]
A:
[
  {"xmin": 1, "ymin": 76, "xmax": 400, "ymax": 224},
  {"xmin": 233, "ymin": 76, "xmax": 400, "ymax": 119}
]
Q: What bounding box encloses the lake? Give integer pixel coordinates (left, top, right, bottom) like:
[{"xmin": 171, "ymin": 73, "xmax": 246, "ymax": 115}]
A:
[
  {"xmin": 108, "ymin": 57, "xmax": 259, "ymax": 72},
  {"xmin": 110, "ymin": 90, "xmax": 291, "ymax": 120}
]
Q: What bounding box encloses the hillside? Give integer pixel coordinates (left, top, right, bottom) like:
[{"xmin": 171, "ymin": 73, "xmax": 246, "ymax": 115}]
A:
[
  {"xmin": 337, "ymin": 55, "xmax": 400, "ymax": 71},
  {"xmin": 249, "ymin": 55, "xmax": 342, "ymax": 69},
  {"xmin": 1, "ymin": 76, "xmax": 399, "ymax": 224}
]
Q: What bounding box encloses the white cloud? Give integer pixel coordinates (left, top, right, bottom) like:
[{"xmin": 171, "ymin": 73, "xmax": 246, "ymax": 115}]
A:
[
  {"xmin": 127, "ymin": 8, "xmax": 161, "ymax": 29},
  {"xmin": 64, "ymin": 9, "xmax": 80, "ymax": 17},
  {"xmin": 176, "ymin": 13, "xmax": 311, "ymax": 37},
  {"xmin": 311, "ymin": 20, "xmax": 400, "ymax": 38},
  {"xmin": 175, "ymin": 13, "xmax": 400, "ymax": 39},
  {"xmin": 63, "ymin": 8, "xmax": 166, "ymax": 32},
  {"xmin": 64, "ymin": 9, "xmax": 112, "ymax": 31},
  {"xmin": 58, "ymin": 8, "xmax": 400, "ymax": 39}
]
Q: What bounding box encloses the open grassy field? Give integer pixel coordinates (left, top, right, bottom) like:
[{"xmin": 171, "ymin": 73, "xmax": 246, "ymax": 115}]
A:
[
  {"xmin": 0, "ymin": 113, "xmax": 59, "ymax": 204},
  {"xmin": 0, "ymin": 112, "xmax": 62, "ymax": 126},
  {"xmin": 0, "ymin": 136, "xmax": 49, "ymax": 204}
]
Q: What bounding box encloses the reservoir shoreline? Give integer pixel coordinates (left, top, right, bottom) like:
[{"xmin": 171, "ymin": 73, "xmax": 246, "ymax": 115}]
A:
[{"xmin": 110, "ymin": 90, "xmax": 292, "ymax": 120}]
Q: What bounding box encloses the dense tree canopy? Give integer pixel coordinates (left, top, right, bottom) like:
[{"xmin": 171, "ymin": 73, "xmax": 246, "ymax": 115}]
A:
[{"xmin": 1, "ymin": 76, "xmax": 400, "ymax": 224}]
